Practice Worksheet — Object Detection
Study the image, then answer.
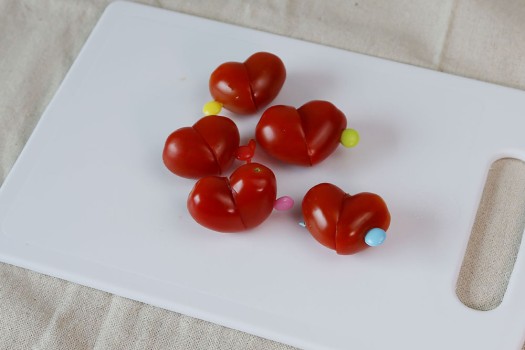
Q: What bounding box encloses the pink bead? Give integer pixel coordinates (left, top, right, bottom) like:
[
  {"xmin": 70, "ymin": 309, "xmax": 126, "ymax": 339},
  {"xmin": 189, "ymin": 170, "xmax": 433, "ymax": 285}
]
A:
[{"xmin": 274, "ymin": 196, "xmax": 294, "ymax": 211}]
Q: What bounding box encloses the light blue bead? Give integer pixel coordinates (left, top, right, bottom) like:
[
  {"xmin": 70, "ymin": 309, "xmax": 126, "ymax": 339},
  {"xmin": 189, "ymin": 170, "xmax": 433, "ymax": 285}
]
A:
[{"xmin": 365, "ymin": 228, "xmax": 386, "ymax": 247}]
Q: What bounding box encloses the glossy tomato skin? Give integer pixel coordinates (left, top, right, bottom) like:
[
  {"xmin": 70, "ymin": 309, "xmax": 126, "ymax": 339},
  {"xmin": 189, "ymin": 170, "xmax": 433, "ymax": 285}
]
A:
[
  {"xmin": 299, "ymin": 101, "xmax": 347, "ymax": 164},
  {"xmin": 187, "ymin": 176, "xmax": 245, "ymax": 232},
  {"xmin": 244, "ymin": 52, "xmax": 286, "ymax": 109},
  {"xmin": 162, "ymin": 116, "xmax": 240, "ymax": 179},
  {"xmin": 209, "ymin": 52, "xmax": 286, "ymax": 115},
  {"xmin": 301, "ymin": 183, "xmax": 345, "ymax": 250},
  {"xmin": 229, "ymin": 163, "xmax": 277, "ymax": 229},
  {"xmin": 163, "ymin": 127, "xmax": 219, "ymax": 178},
  {"xmin": 302, "ymin": 183, "xmax": 390, "ymax": 255},
  {"xmin": 187, "ymin": 162, "xmax": 277, "ymax": 233},
  {"xmin": 209, "ymin": 62, "xmax": 255, "ymax": 115},
  {"xmin": 192, "ymin": 116, "xmax": 240, "ymax": 171},
  {"xmin": 255, "ymin": 105, "xmax": 311, "ymax": 165},
  {"xmin": 256, "ymin": 100, "xmax": 347, "ymax": 166},
  {"xmin": 336, "ymin": 192, "xmax": 390, "ymax": 255}
]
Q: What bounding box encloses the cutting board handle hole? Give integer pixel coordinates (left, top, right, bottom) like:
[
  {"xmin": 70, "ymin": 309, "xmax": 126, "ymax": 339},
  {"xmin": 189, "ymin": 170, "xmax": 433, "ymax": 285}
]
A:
[{"xmin": 456, "ymin": 158, "xmax": 525, "ymax": 311}]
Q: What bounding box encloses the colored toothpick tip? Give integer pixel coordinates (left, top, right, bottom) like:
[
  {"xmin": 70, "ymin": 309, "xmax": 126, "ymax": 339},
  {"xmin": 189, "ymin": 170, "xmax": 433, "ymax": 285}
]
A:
[
  {"xmin": 203, "ymin": 100, "xmax": 223, "ymax": 116},
  {"xmin": 365, "ymin": 228, "xmax": 387, "ymax": 247},
  {"xmin": 274, "ymin": 196, "xmax": 294, "ymax": 211},
  {"xmin": 340, "ymin": 128, "xmax": 360, "ymax": 148}
]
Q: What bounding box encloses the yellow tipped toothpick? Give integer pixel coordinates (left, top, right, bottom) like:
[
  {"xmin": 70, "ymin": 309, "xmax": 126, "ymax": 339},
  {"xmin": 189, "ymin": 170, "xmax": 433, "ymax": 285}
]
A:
[
  {"xmin": 203, "ymin": 100, "xmax": 223, "ymax": 116},
  {"xmin": 340, "ymin": 128, "xmax": 360, "ymax": 148}
]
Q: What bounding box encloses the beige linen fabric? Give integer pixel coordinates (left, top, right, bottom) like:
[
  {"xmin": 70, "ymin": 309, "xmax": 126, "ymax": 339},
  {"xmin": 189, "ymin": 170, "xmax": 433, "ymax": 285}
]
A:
[
  {"xmin": 457, "ymin": 159, "xmax": 525, "ymax": 312},
  {"xmin": 1, "ymin": 0, "xmax": 525, "ymax": 349},
  {"xmin": 441, "ymin": 0, "xmax": 525, "ymax": 89}
]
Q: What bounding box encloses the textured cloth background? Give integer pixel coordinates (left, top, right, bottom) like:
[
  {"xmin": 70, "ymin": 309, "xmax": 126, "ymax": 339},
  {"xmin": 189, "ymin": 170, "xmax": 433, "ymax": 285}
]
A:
[{"xmin": 1, "ymin": 0, "xmax": 525, "ymax": 349}]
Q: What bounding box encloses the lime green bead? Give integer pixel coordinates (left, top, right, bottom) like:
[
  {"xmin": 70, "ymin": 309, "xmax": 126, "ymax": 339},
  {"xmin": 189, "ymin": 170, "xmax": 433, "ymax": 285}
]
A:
[
  {"xmin": 203, "ymin": 101, "xmax": 223, "ymax": 116},
  {"xmin": 340, "ymin": 128, "xmax": 360, "ymax": 148}
]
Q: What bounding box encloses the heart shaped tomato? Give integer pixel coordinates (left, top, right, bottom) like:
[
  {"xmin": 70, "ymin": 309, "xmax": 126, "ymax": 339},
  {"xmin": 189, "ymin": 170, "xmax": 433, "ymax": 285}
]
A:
[
  {"xmin": 302, "ymin": 183, "xmax": 391, "ymax": 255},
  {"xmin": 163, "ymin": 116, "xmax": 240, "ymax": 179},
  {"xmin": 187, "ymin": 162, "xmax": 277, "ymax": 232},
  {"xmin": 255, "ymin": 100, "xmax": 347, "ymax": 166},
  {"xmin": 209, "ymin": 52, "xmax": 286, "ymax": 115}
]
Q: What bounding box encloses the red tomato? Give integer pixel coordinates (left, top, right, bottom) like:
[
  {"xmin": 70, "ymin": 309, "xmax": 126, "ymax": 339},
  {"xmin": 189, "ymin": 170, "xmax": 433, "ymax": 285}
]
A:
[
  {"xmin": 187, "ymin": 162, "xmax": 277, "ymax": 232},
  {"xmin": 209, "ymin": 52, "xmax": 286, "ymax": 115},
  {"xmin": 163, "ymin": 116, "xmax": 240, "ymax": 179},
  {"xmin": 256, "ymin": 100, "xmax": 347, "ymax": 166},
  {"xmin": 302, "ymin": 183, "xmax": 390, "ymax": 254}
]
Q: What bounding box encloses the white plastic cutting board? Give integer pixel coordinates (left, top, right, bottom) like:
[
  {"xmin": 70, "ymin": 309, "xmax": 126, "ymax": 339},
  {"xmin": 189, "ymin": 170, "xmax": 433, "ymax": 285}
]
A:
[{"xmin": 1, "ymin": 2, "xmax": 525, "ymax": 349}]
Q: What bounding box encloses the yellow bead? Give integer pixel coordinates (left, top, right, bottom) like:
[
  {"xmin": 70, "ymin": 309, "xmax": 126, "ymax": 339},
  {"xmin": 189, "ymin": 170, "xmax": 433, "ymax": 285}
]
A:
[
  {"xmin": 340, "ymin": 128, "xmax": 360, "ymax": 148},
  {"xmin": 203, "ymin": 101, "xmax": 223, "ymax": 116}
]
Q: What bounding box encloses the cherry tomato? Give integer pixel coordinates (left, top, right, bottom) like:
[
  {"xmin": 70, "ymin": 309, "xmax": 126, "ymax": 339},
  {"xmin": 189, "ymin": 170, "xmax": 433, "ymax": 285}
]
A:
[
  {"xmin": 302, "ymin": 183, "xmax": 391, "ymax": 254},
  {"xmin": 209, "ymin": 52, "xmax": 286, "ymax": 115},
  {"xmin": 256, "ymin": 100, "xmax": 347, "ymax": 166},
  {"xmin": 187, "ymin": 162, "xmax": 277, "ymax": 232},
  {"xmin": 163, "ymin": 116, "xmax": 240, "ymax": 179}
]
